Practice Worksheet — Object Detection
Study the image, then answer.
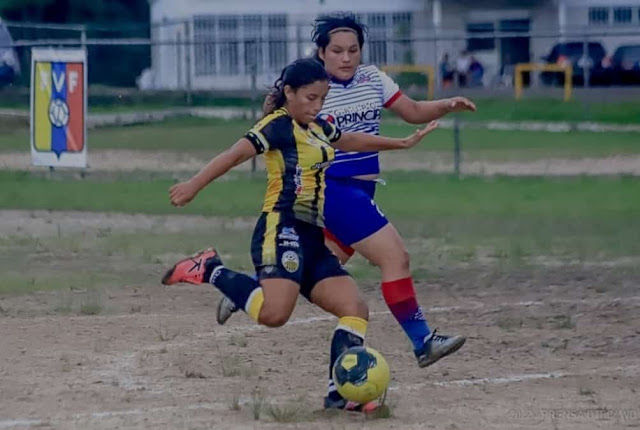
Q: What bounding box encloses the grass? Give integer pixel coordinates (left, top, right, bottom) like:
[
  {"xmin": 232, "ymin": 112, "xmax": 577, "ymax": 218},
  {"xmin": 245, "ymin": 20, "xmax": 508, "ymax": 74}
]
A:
[
  {"xmin": 250, "ymin": 389, "xmax": 265, "ymax": 420},
  {"xmin": 79, "ymin": 302, "xmax": 103, "ymax": 315},
  {"xmin": 1, "ymin": 117, "xmax": 639, "ymax": 162},
  {"xmin": 452, "ymin": 98, "xmax": 640, "ymax": 124},
  {"xmin": 3, "ymin": 94, "xmax": 640, "ymax": 123},
  {"xmin": 0, "ymin": 171, "xmax": 638, "ymax": 296},
  {"xmin": 264, "ymin": 401, "xmax": 309, "ymax": 423}
]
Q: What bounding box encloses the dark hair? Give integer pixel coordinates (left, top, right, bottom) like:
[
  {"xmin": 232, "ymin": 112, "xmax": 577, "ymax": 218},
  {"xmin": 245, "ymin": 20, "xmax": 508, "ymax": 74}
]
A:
[
  {"xmin": 266, "ymin": 58, "xmax": 328, "ymax": 113},
  {"xmin": 311, "ymin": 13, "xmax": 367, "ymax": 62}
]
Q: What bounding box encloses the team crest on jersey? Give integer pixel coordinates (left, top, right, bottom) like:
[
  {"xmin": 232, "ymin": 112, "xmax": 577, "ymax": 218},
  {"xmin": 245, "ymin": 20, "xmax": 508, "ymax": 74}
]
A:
[
  {"xmin": 281, "ymin": 251, "xmax": 300, "ymax": 273},
  {"xmin": 354, "ymin": 74, "xmax": 372, "ymax": 85}
]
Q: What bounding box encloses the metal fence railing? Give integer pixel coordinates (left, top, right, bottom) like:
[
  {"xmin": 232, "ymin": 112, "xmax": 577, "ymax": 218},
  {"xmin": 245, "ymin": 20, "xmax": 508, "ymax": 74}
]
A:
[{"xmin": 2, "ymin": 19, "xmax": 640, "ymax": 93}]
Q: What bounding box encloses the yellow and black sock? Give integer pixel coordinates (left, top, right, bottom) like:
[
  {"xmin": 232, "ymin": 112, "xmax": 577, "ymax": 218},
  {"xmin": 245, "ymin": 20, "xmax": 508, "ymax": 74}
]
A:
[
  {"xmin": 209, "ymin": 266, "xmax": 263, "ymax": 322},
  {"xmin": 326, "ymin": 316, "xmax": 368, "ymax": 403}
]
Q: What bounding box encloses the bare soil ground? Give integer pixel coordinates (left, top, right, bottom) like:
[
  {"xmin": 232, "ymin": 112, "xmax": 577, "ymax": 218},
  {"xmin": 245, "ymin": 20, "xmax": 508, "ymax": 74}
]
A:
[
  {"xmin": 0, "ymin": 212, "xmax": 639, "ymax": 430},
  {"xmin": 2, "ymin": 150, "xmax": 640, "ymax": 176}
]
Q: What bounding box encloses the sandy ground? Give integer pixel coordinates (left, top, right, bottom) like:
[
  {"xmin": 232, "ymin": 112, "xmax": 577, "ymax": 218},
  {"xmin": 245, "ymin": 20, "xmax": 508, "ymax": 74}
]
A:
[
  {"xmin": 0, "ymin": 211, "xmax": 639, "ymax": 430},
  {"xmin": 2, "ymin": 150, "xmax": 640, "ymax": 176}
]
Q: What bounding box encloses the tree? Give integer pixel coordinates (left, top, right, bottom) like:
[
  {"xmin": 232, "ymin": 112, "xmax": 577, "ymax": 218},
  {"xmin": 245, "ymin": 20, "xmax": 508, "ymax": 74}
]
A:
[{"xmin": 1, "ymin": 0, "xmax": 151, "ymax": 87}]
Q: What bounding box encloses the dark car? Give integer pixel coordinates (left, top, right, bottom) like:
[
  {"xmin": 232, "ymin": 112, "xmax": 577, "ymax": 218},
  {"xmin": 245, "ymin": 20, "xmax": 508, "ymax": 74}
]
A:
[
  {"xmin": 540, "ymin": 41, "xmax": 607, "ymax": 86},
  {"xmin": 0, "ymin": 19, "xmax": 20, "ymax": 88},
  {"xmin": 609, "ymin": 45, "xmax": 640, "ymax": 85}
]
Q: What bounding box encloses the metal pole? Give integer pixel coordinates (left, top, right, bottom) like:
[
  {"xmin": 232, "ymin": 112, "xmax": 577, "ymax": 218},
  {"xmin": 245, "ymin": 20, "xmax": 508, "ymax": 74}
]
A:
[
  {"xmin": 184, "ymin": 21, "xmax": 193, "ymax": 105},
  {"xmin": 582, "ymin": 36, "xmax": 589, "ymax": 88},
  {"xmin": 296, "ymin": 23, "xmax": 302, "ymax": 58},
  {"xmin": 453, "ymin": 116, "xmax": 461, "ymax": 176},
  {"xmin": 251, "ymin": 63, "xmax": 257, "ymax": 173},
  {"xmin": 81, "ymin": 26, "xmax": 87, "ymax": 49}
]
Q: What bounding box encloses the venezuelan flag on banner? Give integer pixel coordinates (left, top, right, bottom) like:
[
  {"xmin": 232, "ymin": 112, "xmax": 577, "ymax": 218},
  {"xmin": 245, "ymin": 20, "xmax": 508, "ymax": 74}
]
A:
[{"xmin": 31, "ymin": 49, "xmax": 87, "ymax": 168}]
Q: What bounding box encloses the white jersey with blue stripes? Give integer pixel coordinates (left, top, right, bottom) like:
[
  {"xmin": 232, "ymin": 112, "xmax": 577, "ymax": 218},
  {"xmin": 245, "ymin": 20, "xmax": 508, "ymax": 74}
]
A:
[{"xmin": 319, "ymin": 64, "xmax": 401, "ymax": 177}]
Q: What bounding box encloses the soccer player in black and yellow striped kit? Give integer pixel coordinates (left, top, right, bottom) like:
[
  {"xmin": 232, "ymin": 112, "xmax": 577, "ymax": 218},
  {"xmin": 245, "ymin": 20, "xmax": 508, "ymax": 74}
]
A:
[{"xmin": 162, "ymin": 58, "xmax": 438, "ymax": 412}]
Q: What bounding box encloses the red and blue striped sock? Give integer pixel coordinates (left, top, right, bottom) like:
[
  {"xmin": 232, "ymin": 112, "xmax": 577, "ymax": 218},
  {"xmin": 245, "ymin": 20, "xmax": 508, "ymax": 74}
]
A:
[{"xmin": 382, "ymin": 277, "xmax": 431, "ymax": 351}]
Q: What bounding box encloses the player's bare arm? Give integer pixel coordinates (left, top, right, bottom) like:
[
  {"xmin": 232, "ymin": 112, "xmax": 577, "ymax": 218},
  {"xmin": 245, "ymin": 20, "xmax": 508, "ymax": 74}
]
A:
[
  {"xmin": 388, "ymin": 94, "xmax": 476, "ymax": 125},
  {"xmin": 332, "ymin": 120, "xmax": 439, "ymax": 152},
  {"xmin": 169, "ymin": 138, "xmax": 256, "ymax": 207}
]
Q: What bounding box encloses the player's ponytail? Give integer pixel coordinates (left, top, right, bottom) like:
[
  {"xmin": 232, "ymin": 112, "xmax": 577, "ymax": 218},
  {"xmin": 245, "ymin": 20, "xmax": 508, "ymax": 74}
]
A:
[
  {"xmin": 265, "ymin": 58, "xmax": 328, "ymax": 114},
  {"xmin": 312, "ymin": 13, "xmax": 367, "ymax": 64}
]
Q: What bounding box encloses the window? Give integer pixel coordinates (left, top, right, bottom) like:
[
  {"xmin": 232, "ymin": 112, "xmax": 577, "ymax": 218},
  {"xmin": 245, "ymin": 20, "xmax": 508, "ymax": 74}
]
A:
[
  {"xmin": 589, "ymin": 7, "xmax": 610, "ymax": 25},
  {"xmin": 218, "ymin": 16, "xmax": 239, "ymax": 75},
  {"xmin": 194, "ymin": 17, "xmax": 216, "ymax": 76},
  {"xmin": 193, "ymin": 14, "xmax": 287, "ymax": 76},
  {"xmin": 366, "ymin": 13, "xmax": 388, "ymax": 65},
  {"xmin": 268, "ymin": 15, "xmax": 288, "ymax": 73},
  {"xmin": 466, "ymin": 22, "xmax": 495, "ymax": 52},
  {"xmin": 243, "ymin": 15, "xmax": 262, "ymax": 73},
  {"xmin": 357, "ymin": 12, "xmax": 413, "ymax": 65},
  {"xmin": 613, "ymin": 7, "xmax": 632, "ymax": 24},
  {"xmin": 392, "ymin": 13, "xmax": 413, "ymax": 64}
]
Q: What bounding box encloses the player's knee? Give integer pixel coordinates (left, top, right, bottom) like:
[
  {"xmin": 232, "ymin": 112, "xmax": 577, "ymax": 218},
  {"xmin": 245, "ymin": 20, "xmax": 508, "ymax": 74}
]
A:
[
  {"xmin": 376, "ymin": 246, "xmax": 410, "ymax": 273},
  {"xmin": 397, "ymin": 247, "xmax": 410, "ymax": 272},
  {"xmin": 356, "ymin": 298, "xmax": 369, "ymax": 320},
  {"xmin": 340, "ymin": 297, "xmax": 369, "ymax": 320},
  {"xmin": 258, "ymin": 309, "xmax": 291, "ymax": 327}
]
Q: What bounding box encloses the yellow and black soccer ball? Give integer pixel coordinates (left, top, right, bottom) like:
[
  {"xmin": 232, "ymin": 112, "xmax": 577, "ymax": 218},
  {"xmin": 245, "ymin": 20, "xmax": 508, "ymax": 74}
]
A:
[{"xmin": 332, "ymin": 346, "xmax": 390, "ymax": 403}]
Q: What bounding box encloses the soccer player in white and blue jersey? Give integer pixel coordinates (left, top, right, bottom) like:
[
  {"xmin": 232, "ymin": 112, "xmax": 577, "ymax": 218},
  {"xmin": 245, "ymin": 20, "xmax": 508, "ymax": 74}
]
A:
[{"xmin": 310, "ymin": 13, "xmax": 476, "ymax": 408}]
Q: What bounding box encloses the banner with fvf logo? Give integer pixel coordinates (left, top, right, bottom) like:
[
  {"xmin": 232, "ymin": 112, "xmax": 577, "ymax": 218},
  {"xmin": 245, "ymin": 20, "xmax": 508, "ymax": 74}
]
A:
[{"xmin": 30, "ymin": 48, "xmax": 87, "ymax": 168}]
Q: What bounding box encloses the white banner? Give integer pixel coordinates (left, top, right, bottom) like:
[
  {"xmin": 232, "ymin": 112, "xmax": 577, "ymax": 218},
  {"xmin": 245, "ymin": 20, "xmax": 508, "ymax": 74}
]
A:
[{"xmin": 30, "ymin": 48, "xmax": 87, "ymax": 168}]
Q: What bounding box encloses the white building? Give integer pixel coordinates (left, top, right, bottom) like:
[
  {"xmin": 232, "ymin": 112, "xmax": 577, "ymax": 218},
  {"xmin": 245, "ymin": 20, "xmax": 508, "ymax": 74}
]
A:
[{"xmin": 149, "ymin": 0, "xmax": 640, "ymax": 90}]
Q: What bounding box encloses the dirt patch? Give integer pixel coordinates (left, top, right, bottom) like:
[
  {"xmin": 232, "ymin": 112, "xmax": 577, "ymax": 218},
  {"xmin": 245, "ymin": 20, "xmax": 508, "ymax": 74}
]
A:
[
  {"xmin": 2, "ymin": 150, "xmax": 640, "ymax": 176},
  {"xmin": 0, "ymin": 211, "xmax": 639, "ymax": 429},
  {"xmin": 0, "ymin": 210, "xmax": 254, "ymax": 238},
  {"xmin": 0, "ymin": 272, "xmax": 638, "ymax": 429}
]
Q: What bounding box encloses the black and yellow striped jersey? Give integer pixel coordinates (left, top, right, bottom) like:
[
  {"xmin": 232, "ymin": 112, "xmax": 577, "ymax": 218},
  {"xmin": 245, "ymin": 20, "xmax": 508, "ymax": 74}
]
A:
[{"xmin": 244, "ymin": 108, "xmax": 342, "ymax": 227}]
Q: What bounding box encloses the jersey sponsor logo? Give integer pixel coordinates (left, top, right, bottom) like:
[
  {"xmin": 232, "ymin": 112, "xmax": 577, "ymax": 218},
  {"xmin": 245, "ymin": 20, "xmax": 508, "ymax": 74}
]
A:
[
  {"xmin": 294, "ymin": 165, "xmax": 303, "ymax": 195},
  {"xmin": 278, "ymin": 227, "xmax": 299, "ymax": 241},
  {"xmin": 327, "ymin": 101, "xmax": 381, "ymax": 128},
  {"xmin": 281, "ymin": 250, "xmax": 300, "ymax": 273},
  {"xmin": 318, "ymin": 113, "xmax": 335, "ymax": 124},
  {"xmin": 311, "ymin": 160, "xmax": 333, "ymax": 170},
  {"xmin": 278, "ymin": 239, "xmax": 300, "ymax": 249}
]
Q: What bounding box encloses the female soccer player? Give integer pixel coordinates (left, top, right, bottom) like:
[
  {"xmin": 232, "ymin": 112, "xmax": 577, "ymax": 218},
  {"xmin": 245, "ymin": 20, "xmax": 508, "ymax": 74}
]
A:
[
  {"xmin": 161, "ymin": 58, "xmax": 438, "ymax": 411},
  {"xmin": 313, "ymin": 13, "xmax": 476, "ymax": 368},
  {"xmin": 222, "ymin": 14, "xmax": 476, "ymax": 369}
]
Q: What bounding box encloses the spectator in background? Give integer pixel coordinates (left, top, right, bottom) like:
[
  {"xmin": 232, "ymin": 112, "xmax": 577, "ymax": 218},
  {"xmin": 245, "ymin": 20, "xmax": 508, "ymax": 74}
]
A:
[
  {"xmin": 439, "ymin": 53, "xmax": 454, "ymax": 88},
  {"xmin": 469, "ymin": 55, "xmax": 484, "ymax": 87},
  {"xmin": 455, "ymin": 50, "xmax": 471, "ymax": 87}
]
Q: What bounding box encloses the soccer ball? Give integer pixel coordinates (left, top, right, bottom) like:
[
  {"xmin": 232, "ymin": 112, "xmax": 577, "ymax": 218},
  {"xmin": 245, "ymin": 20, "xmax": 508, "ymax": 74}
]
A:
[
  {"xmin": 332, "ymin": 346, "xmax": 390, "ymax": 403},
  {"xmin": 48, "ymin": 98, "xmax": 69, "ymax": 128}
]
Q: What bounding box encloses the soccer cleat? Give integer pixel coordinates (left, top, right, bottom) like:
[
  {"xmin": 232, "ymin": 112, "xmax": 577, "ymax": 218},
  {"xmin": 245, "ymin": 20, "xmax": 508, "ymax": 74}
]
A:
[
  {"xmin": 415, "ymin": 329, "xmax": 466, "ymax": 368},
  {"xmin": 161, "ymin": 248, "xmax": 222, "ymax": 286},
  {"xmin": 323, "ymin": 396, "xmax": 380, "ymax": 413},
  {"xmin": 216, "ymin": 295, "xmax": 238, "ymax": 325}
]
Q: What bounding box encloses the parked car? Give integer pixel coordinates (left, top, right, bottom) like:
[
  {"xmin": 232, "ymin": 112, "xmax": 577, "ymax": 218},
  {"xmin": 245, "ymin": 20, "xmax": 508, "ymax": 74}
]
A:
[
  {"xmin": 0, "ymin": 18, "xmax": 20, "ymax": 88},
  {"xmin": 608, "ymin": 45, "xmax": 640, "ymax": 85},
  {"xmin": 540, "ymin": 41, "xmax": 607, "ymax": 86}
]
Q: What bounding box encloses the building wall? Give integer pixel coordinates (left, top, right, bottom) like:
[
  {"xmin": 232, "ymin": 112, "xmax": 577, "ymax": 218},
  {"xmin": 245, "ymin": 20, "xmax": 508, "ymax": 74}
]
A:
[
  {"xmin": 149, "ymin": 0, "xmax": 640, "ymax": 90},
  {"xmin": 564, "ymin": 2, "xmax": 640, "ymax": 55},
  {"xmin": 151, "ymin": 0, "xmax": 430, "ymax": 90}
]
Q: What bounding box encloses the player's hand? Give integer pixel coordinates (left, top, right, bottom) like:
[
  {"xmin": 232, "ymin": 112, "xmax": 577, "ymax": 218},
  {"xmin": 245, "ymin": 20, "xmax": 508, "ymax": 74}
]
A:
[
  {"xmin": 169, "ymin": 181, "xmax": 199, "ymax": 207},
  {"xmin": 402, "ymin": 120, "xmax": 439, "ymax": 148},
  {"xmin": 447, "ymin": 97, "xmax": 476, "ymax": 113}
]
